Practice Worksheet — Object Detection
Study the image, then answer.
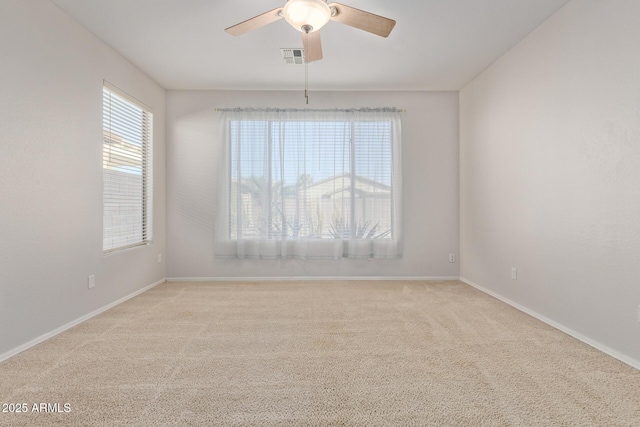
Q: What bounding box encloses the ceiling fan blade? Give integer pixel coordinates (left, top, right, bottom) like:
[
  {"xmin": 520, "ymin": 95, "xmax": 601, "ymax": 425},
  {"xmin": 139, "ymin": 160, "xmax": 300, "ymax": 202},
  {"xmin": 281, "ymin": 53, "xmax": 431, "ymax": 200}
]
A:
[
  {"xmin": 328, "ymin": 3, "xmax": 396, "ymax": 38},
  {"xmin": 302, "ymin": 31, "xmax": 323, "ymax": 62},
  {"xmin": 225, "ymin": 8, "xmax": 283, "ymax": 36}
]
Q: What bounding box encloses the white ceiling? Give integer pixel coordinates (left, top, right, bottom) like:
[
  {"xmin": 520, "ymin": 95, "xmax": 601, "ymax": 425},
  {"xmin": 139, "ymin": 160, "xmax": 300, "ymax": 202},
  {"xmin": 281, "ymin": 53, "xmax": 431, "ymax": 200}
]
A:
[{"xmin": 51, "ymin": 0, "xmax": 570, "ymax": 91}]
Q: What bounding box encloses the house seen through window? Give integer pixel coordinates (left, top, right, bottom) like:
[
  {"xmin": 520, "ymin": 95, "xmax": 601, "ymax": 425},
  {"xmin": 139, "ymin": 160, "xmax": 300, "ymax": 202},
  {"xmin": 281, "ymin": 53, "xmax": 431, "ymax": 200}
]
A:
[{"xmin": 228, "ymin": 115, "xmax": 396, "ymax": 242}]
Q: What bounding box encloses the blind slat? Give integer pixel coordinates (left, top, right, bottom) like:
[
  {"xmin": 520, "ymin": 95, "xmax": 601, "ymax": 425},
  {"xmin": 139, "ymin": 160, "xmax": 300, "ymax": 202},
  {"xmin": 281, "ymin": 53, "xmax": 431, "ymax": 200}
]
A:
[
  {"xmin": 103, "ymin": 84, "xmax": 153, "ymax": 252},
  {"xmin": 228, "ymin": 116, "xmax": 394, "ymax": 240}
]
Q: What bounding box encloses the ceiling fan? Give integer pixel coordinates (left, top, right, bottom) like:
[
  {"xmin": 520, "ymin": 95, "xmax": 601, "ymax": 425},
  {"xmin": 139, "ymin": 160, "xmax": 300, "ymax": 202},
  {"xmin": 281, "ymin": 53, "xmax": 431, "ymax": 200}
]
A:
[{"xmin": 225, "ymin": 0, "xmax": 396, "ymax": 62}]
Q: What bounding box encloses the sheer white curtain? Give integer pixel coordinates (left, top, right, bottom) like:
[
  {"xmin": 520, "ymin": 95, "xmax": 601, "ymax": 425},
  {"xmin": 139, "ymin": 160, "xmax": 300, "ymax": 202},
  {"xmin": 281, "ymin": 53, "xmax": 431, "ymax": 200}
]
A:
[{"xmin": 215, "ymin": 108, "xmax": 402, "ymax": 259}]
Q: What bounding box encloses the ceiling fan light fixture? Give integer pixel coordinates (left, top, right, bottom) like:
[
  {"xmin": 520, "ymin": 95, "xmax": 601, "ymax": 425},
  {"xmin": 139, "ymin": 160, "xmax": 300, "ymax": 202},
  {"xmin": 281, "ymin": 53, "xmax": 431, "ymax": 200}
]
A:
[{"xmin": 282, "ymin": 0, "xmax": 331, "ymax": 33}]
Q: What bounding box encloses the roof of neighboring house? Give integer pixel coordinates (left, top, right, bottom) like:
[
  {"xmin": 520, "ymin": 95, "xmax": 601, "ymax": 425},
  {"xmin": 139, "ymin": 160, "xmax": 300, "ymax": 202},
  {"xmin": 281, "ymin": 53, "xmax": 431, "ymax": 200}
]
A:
[{"xmin": 301, "ymin": 174, "xmax": 390, "ymax": 198}]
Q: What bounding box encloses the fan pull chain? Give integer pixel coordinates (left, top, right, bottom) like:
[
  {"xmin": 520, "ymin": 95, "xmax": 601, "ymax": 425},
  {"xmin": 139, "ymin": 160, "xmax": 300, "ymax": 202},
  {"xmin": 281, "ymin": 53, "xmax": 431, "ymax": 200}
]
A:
[
  {"xmin": 305, "ymin": 57, "xmax": 309, "ymax": 104},
  {"xmin": 302, "ymin": 28, "xmax": 312, "ymax": 104}
]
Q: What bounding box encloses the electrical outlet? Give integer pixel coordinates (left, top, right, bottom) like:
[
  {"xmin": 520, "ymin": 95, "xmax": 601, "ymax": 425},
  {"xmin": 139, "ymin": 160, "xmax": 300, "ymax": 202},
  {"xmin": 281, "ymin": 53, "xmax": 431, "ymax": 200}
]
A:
[
  {"xmin": 158, "ymin": 253, "xmax": 163, "ymax": 264},
  {"xmin": 511, "ymin": 268, "xmax": 517, "ymax": 280},
  {"xmin": 449, "ymin": 253, "xmax": 455, "ymax": 263},
  {"xmin": 88, "ymin": 275, "xmax": 95, "ymax": 289}
]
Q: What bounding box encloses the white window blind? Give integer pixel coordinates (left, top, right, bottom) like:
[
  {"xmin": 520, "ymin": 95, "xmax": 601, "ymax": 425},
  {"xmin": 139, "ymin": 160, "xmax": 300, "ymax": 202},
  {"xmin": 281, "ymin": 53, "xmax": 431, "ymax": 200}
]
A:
[
  {"xmin": 215, "ymin": 108, "xmax": 402, "ymax": 260},
  {"xmin": 102, "ymin": 83, "xmax": 153, "ymax": 253}
]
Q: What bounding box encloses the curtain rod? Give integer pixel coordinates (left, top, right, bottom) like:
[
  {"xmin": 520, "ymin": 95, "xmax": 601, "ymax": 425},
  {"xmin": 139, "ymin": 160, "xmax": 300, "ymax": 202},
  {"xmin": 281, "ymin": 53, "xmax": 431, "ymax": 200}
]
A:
[{"xmin": 214, "ymin": 107, "xmax": 406, "ymax": 113}]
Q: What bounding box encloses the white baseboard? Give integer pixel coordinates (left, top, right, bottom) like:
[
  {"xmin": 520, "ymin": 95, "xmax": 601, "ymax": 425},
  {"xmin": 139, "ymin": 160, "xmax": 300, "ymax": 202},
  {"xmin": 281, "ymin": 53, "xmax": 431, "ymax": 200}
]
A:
[
  {"xmin": 166, "ymin": 276, "xmax": 460, "ymax": 282},
  {"xmin": 460, "ymin": 277, "xmax": 640, "ymax": 371},
  {"xmin": 0, "ymin": 277, "xmax": 166, "ymax": 363}
]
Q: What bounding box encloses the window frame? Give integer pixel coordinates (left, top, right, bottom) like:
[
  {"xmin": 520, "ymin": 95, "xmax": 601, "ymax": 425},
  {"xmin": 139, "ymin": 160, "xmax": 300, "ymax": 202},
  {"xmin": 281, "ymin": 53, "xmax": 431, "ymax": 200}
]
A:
[
  {"xmin": 216, "ymin": 108, "xmax": 402, "ymax": 260},
  {"xmin": 102, "ymin": 81, "xmax": 153, "ymax": 254},
  {"xmin": 226, "ymin": 115, "xmax": 397, "ymax": 242}
]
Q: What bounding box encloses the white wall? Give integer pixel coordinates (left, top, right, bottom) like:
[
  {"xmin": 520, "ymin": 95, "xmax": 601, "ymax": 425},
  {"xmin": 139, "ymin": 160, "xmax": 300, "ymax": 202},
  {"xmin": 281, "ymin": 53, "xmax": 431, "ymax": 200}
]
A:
[
  {"xmin": 0, "ymin": 0, "xmax": 166, "ymax": 358},
  {"xmin": 460, "ymin": 0, "xmax": 640, "ymax": 365},
  {"xmin": 167, "ymin": 90, "xmax": 459, "ymax": 279}
]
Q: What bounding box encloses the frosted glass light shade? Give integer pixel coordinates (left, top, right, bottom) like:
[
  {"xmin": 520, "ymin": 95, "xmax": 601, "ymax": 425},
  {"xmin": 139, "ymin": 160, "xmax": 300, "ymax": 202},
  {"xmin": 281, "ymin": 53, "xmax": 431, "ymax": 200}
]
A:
[{"xmin": 282, "ymin": 0, "xmax": 331, "ymax": 33}]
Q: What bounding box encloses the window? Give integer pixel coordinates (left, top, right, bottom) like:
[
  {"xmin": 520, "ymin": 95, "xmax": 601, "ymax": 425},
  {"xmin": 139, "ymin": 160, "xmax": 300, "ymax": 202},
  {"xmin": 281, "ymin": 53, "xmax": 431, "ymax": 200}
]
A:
[
  {"xmin": 215, "ymin": 108, "xmax": 402, "ymax": 260},
  {"xmin": 102, "ymin": 83, "xmax": 153, "ymax": 252}
]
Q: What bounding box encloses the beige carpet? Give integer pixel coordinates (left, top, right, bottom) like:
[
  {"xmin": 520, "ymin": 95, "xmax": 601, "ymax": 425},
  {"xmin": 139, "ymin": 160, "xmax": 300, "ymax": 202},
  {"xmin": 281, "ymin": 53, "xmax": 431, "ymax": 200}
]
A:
[{"xmin": 1, "ymin": 280, "xmax": 639, "ymax": 426}]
